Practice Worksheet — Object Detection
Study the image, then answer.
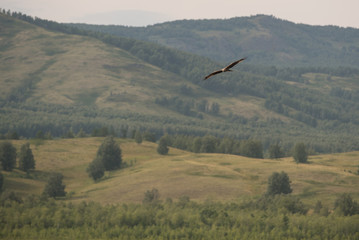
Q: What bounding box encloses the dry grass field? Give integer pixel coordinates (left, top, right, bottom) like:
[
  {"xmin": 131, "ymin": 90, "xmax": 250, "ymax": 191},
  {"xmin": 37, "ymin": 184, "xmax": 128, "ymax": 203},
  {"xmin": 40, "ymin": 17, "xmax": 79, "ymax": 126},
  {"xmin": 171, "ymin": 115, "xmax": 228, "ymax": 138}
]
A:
[{"xmin": 2, "ymin": 138, "xmax": 358, "ymax": 208}]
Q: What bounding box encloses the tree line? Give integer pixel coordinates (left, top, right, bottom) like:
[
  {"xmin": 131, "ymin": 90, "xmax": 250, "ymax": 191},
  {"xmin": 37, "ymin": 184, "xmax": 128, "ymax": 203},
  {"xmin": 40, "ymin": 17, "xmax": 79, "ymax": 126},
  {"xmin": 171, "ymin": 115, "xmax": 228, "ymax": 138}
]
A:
[
  {"xmin": 155, "ymin": 96, "xmax": 220, "ymax": 117},
  {"xmin": 159, "ymin": 134, "xmax": 310, "ymax": 160},
  {"xmin": 0, "ymin": 187, "xmax": 357, "ymax": 239}
]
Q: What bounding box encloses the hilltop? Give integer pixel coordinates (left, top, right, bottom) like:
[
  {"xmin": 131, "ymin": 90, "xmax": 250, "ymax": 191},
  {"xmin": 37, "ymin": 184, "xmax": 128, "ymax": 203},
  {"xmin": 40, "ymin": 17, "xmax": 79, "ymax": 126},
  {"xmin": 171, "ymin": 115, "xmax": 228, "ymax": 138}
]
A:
[
  {"xmin": 0, "ymin": 11, "xmax": 359, "ymax": 154},
  {"xmin": 3, "ymin": 138, "xmax": 359, "ymax": 206},
  {"xmin": 73, "ymin": 14, "xmax": 359, "ymax": 67}
]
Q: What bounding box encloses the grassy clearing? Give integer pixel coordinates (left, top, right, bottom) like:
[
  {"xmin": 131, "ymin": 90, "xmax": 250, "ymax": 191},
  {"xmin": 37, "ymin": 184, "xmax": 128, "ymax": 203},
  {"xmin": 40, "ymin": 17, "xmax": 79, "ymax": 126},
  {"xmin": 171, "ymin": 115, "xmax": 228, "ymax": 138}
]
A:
[{"xmin": 1, "ymin": 138, "xmax": 359, "ymax": 207}]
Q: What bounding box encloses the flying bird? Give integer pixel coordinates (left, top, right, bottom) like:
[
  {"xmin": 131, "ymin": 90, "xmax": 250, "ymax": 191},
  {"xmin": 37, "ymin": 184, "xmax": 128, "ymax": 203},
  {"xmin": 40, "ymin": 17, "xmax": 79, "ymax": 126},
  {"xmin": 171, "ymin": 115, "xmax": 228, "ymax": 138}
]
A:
[{"xmin": 203, "ymin": 58, "xmax": 246, "ymax": 80}]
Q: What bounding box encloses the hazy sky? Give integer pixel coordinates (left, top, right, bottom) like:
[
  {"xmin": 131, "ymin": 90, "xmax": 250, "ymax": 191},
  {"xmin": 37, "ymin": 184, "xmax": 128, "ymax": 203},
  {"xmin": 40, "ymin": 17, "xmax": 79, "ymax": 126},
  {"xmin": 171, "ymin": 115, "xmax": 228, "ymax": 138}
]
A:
[{"xmin": 2, "ymin": 0, "xmax": 359, "ymax": 28}]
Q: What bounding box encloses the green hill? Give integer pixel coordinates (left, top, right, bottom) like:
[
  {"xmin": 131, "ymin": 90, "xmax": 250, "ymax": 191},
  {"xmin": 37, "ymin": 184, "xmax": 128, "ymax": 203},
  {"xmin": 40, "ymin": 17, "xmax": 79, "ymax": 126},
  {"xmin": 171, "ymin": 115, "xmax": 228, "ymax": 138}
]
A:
[
  {"xmin": 73, "ymin": 14, "xmax": 359, "ymax": 67},
  {"xmin": 0, "ymin": 11, "xmax": 359, "ymax": 154},
  {"xmin": 3, "ymin": 138, "xmax": 359, "ymax": 207}
]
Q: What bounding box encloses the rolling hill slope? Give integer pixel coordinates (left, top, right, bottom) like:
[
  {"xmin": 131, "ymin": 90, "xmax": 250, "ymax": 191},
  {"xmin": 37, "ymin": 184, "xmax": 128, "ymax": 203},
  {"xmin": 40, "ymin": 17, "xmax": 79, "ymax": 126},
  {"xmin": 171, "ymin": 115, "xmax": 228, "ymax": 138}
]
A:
[
  {"xmin": 1, "ymin": 12, "xmax": 359, "ymax": 154},
  {"xmin": 0, "ymin": 13, "xmax": 187, "ymax": 113},
  {"xmin": 3, "ymin": 138, "xmax": 359, "ymax": 207}
]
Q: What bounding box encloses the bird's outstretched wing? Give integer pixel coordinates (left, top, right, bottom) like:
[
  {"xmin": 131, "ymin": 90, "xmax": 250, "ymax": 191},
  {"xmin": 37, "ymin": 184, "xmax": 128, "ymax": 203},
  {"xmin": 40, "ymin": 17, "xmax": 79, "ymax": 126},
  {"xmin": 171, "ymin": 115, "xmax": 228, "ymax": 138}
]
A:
[
  {"xmin": 203, "ymin": 70, "xmax": 223, "ymax": 80},
  {"xmin": 224, "ymin": 57, "xmax": 247, "ymax": 70},
  {"xmin": 203, "ymin": 57, "xmax": 247, "ymax": 80}
]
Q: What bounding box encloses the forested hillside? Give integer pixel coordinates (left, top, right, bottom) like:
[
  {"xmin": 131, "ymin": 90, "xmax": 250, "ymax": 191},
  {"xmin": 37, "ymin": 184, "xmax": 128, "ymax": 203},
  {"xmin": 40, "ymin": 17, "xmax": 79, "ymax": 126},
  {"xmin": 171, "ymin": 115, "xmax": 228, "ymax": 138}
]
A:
[
  {"xmin": 0, "ymin": 10, "xmax": 359, "ymax": 239},
  {"xmin": 72, "ymin": 14, "xmax": 359, "ymax": 67},
  {"xmin": 0, "ymin": 10, "xmax": 359, "ymax": 154}
]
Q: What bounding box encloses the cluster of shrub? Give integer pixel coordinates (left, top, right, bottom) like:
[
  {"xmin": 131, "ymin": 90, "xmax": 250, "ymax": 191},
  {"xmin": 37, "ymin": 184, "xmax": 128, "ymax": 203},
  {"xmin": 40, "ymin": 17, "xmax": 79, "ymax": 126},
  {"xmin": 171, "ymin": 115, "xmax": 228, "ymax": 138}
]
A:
[{"xmin": 0, "ymin": 187, "xmax": 357, "ymax": 239}]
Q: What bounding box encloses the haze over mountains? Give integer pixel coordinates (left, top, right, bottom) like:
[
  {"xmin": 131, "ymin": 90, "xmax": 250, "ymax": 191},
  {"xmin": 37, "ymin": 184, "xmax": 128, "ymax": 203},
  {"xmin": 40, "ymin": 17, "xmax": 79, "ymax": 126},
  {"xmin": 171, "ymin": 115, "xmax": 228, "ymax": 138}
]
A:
[
  {"xmin": 75, "ymin": 10, "xmax": 172, "ymax": 26},
  {"xmin": 0, "ymin": 11, "xmax": 359, "ymax": 154}
]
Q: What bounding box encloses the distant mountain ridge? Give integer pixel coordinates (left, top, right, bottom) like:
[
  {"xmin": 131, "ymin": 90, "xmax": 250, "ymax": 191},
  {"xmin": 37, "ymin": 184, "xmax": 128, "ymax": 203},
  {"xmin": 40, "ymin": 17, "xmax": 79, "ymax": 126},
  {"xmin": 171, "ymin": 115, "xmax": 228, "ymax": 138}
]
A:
[{"xmin": 72, "ymin": 14, "xmax": 359, "ymax": 67}]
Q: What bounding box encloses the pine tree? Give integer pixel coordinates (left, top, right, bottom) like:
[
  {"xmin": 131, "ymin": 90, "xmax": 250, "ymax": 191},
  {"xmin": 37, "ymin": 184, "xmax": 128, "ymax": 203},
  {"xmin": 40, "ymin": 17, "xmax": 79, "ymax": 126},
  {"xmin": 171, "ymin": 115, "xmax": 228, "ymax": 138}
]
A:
[
  {"xmin": 95, "ymin": 136, "xmax": 122, "ymax": 171},
  {"xmin": 18, "ymin": 143, "xmax": 35, "ymax": 172},
  {"xmin": 157, "ymin": 136, "xmax": 169, "ymax": 155},
  {"xmin": 0, "ymin": 141, "xmax": 17, "ymax": 171},
  {"xmin": 293, "ymin": 143, "xmax": 308, "ymax": 163}
]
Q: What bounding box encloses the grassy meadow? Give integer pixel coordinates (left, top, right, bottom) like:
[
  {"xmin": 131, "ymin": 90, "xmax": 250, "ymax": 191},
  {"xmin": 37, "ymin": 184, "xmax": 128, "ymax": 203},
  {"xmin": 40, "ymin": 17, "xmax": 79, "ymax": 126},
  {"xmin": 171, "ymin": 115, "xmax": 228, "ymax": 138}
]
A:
[{"xmin": 2, "ymin": 138, "xmax": 358, "ymax": 209}]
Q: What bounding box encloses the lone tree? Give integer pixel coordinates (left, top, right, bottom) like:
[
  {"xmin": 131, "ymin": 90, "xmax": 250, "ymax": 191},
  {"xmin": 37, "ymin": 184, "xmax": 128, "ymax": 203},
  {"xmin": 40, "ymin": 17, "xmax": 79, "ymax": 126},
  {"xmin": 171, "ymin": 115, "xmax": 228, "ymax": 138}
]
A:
[
  {"xmin": 266, "ymin": 171, "xmax": 292, "ymax": 195},
  {"xmin": 43, "ymin": 173, "xmax": 66, "ymax": 198},
  {"xmin": 87, "ymin": 158, "xmax": 105, "ymax": 181},
  {"xmin": 0, "ymin": 141, "xmax": 17, "ymax": 171},
  {"xmin": 157, "ymin": 136, "xmax": 169, "ymax": 155},
  {"xmin": 293, "ymin": 143, "xmax": 308, "ymax": 163},
  {"xmin": 18, "ymin": 143, "xmax": 35, "ymax": 172},
  {"xmin": 95, "ymin": 136, "xmax": 122, "ymax": 171}
]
